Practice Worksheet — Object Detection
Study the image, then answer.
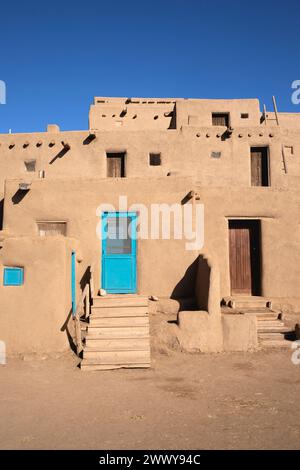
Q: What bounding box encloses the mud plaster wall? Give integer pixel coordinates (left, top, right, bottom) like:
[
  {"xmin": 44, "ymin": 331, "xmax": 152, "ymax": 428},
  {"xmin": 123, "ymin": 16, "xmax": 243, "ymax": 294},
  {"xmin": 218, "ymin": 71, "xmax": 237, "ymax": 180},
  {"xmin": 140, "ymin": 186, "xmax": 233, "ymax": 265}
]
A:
[
  {"xmin": 0, "ymin": 237, "xmax": 76, "ymax": 355},
  {"xmin": 3, "ymin": 177, "xmax": 199, "ymax": 299}
]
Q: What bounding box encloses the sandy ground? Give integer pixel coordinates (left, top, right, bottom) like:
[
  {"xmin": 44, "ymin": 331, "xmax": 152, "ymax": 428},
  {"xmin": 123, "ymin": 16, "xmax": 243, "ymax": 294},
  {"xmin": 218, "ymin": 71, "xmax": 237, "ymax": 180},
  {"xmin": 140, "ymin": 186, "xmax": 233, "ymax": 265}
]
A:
[{"xmin": 0, "ymin": 346, "xmax": 300, "ymax": 450}]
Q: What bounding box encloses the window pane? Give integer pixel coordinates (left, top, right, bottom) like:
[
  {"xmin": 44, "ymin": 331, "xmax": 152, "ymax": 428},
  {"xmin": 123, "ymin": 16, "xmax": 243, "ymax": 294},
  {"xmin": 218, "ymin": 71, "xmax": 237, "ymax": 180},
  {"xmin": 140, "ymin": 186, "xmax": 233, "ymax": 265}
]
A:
[{"xmin": 105, "ymin": 217, "xmax": 132, "ymax": 254}]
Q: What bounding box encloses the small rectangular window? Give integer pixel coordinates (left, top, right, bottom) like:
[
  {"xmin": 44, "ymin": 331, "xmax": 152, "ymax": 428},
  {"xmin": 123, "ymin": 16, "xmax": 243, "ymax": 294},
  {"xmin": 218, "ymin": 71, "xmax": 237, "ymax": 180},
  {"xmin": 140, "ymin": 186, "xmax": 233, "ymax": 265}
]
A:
[
  {"xmin": 24, "ymin": 160, "xmax": 36, "ymax": 172},
  {"xmin": 3, "ymin": 267, "xmax": 24, "ymax": 286},
  {"xmin": 106, "ymin": 153, "xmax": 125, "ymax": 177},
  {"xmin": 241, "ymin": 113, "xmax": 249, "ymax": 119},
  {"xmin": 284, "ymin": 145, "xmax": 294, "ymax": 157},
  {"xmin": 149, "ymin": 153, "xmax": 161, "ymax": 166},
  {"xmin": 211, "ymin": 151, "xmax": 221, "ymax": 159},
  {"xmin": 37, "ymin": 221, "xmax": 67, "ymax": 236},
  {"xmin": 212, "ymin": 113, "xmax": 230, "ymax": 127}
]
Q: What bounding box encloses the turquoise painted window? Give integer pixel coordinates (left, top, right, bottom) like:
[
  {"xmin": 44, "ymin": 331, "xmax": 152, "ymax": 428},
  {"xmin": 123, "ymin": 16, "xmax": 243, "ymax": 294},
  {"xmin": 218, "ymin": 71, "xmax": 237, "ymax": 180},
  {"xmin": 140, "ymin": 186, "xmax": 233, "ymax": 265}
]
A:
[{"xmin": 3, "ymin": 267, "xmax": 24, "ymax": 286}]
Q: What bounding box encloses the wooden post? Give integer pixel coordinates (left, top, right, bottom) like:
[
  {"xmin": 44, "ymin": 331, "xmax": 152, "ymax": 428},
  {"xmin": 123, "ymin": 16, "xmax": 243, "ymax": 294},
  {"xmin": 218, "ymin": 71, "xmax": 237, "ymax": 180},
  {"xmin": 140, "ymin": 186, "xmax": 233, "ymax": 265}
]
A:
[
  {"xmin": 90, "ymin": 265, "xmax": 95, "ymax": 300},
  {"xmin": 272, "ymin": 96, "xmax": 280, "ymax": 126},
  {"xmin": 263, "ymin": 104, "xmax": 267, "ymax": 126}
]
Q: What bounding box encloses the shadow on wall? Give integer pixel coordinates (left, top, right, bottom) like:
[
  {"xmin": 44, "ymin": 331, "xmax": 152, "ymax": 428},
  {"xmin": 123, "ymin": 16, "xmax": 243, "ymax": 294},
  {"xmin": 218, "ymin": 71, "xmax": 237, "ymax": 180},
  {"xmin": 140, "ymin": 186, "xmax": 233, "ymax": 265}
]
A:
[
  {"xmin": 49, "ymin": 146, "xmax": 70, "ymax": 165},
  {"xmin": 61, "ymin": 309, "xmax": 78, "ymax": 355},
  {"xmin": 171, "ymin": 257, "xmax": 199, "ymax": 305},
  {"xmin": 196, "ymin": 254, "xmax": 211, "ymax": 311},
  {"xmin": 80, "ymin": 266, "xmax": 91, "ymax": 291},
  {"xmin": 11, "ymin": 189, "xmax": 30, "ymax": 205},
  {"xmin": 0, "ymin": 199, "xmax": 3, "ymax": 230}
]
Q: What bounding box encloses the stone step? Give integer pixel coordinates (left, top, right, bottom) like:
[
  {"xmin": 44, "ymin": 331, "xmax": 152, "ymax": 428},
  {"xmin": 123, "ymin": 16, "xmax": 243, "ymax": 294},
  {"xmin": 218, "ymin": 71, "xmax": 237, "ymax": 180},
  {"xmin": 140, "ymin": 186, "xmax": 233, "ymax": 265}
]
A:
[
  {"xmin": 86, "ymin": 326, "xmax": 149, "ymax": 338},
  {"xmin": 243, "ymin": 309, "xmax": 279, "ymax": 319},
  {"xmin": 230, "ymin": 298, "xmax": 270, "ymax": 309},
  {"xmin": 91, "ymin": 306, "xmax": 148, "ymax": 318},
  {"xmin": 93, "ymin": 295, "xmax": 148, "ymax": 308},
  {"xmin": 85, "ymin": 337, "xmax": 149, "ymax": 351},
  {"xmin": 89, "ymin": 316, "xmax": 149, "ymax": 328},
  {"xmin": 83, "ymin": 349, "xmax": 151, "ymax": 363}
]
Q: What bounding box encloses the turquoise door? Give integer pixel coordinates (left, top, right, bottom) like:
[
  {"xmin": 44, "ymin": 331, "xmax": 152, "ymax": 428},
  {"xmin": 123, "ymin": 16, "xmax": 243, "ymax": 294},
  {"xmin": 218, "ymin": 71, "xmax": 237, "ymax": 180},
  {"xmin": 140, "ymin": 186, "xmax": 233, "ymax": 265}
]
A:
[{"xmin": 102, "ymin": 212, "xmax": 137, "ymax": 294}]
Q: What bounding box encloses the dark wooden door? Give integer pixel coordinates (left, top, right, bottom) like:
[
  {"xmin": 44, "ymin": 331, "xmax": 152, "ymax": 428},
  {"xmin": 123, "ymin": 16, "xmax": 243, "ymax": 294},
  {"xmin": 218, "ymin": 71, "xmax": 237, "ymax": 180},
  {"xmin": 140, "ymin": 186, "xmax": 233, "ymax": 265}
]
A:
[
  {"xmin": 107, "ymin": 153, "xmax": 125, "ymax": 177},
  {"xmin": 251, "ymin": 147, "xmax": 269, "ymax": 186},
  {"xmin": 229, "ymin": 220, "xmax": 261, "ymax": 296}
]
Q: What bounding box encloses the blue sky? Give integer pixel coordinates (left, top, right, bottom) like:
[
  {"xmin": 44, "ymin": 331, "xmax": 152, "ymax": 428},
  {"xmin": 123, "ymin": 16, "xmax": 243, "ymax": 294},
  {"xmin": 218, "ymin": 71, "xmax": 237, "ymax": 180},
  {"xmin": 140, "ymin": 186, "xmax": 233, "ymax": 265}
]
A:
[{"xmin": 0, "ymin": 0, "xmax": 299, "ymax": 133}]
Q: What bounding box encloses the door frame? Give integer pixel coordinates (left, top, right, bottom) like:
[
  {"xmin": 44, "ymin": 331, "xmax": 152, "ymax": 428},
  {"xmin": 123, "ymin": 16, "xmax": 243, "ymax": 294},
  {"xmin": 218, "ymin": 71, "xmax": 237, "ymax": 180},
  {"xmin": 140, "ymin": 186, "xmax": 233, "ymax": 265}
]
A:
[
  {"xmin": 101, "ymin": 211, "xmax": 137, "ymax": 294},
  {"xmin": 228, "ymin": 219, "xmax": 262, "ymax": 296}
]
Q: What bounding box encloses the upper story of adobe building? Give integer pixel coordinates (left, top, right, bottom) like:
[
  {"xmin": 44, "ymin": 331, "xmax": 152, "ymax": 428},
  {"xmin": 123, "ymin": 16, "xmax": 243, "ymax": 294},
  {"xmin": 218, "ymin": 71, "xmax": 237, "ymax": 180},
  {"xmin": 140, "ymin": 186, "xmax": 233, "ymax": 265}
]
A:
[{"xmin": 0, "ymin": 96, "xmax": 300, "ymax": 194}]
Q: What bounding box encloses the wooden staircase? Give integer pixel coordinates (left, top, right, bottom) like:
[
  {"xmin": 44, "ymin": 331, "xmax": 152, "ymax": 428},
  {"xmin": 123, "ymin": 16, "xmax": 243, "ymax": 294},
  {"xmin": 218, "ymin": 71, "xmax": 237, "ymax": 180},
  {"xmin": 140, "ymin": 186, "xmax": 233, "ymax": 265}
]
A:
[
  {"xmin": 81, "ymin": 295, "xmax": 151, "ymax": 371},
  {"xmin": 222, "ymin": 297, "xmax": 295, "ymax": 348}
]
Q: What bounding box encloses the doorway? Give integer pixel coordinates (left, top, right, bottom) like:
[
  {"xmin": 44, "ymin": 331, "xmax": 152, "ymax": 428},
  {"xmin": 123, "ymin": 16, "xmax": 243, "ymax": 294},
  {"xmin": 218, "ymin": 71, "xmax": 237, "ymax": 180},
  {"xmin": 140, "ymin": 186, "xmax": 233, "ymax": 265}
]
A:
[
  {"xmin": 229, "ymin": 220, "xmax": 261, "ymax": 296},
  {"xmin": 101, "ymin": 212, "xmax": 137, "ymax": 293}
]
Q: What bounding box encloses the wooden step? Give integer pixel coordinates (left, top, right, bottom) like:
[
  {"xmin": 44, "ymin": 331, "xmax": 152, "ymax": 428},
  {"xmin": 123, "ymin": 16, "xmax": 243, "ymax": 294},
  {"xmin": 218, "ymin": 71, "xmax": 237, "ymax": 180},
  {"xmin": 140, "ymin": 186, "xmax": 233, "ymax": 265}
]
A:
[
  {"xmin": 86, "ymin": 326, "xmax": 149, "ymax": 338},
  {"xmin": 93, "ymin": 295, "xmax": 148, "ymax": 308},
  {"xmin": 257, "ymin": 320, "xmax": 285, "ymax": 326},
  {"xmin": 85, "ymin": 337, "xmax": 149, "ymax": 351},
  {"xmin": 258, "ymin": 325, "xmax": 291, "ymax": 333},
  {"xmin": 83, "ymin": 349, "xmax": 151, "ymax": 363},
  {"xmin": 91, "ymin": 306, "xmax": 148, "ymax": 318},
  {"xmin": 258, "ymin": 332, "xmax": 286, "ymax": 340},
  {"xmin": 259, "ymin": 339, "xmax": 292, "ymax": 349},
  {"xmin": 81, "ymin": 360, "xmax": 150, "ymax": 371},
  {"xmin": 89, "ymin": 316, "xmax": 149, "ymax": 328}
]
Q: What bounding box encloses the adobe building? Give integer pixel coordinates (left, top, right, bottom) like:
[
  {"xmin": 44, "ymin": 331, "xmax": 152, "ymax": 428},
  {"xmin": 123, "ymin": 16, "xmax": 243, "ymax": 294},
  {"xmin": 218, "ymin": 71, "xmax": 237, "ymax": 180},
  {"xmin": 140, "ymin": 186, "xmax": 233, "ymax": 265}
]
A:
[{"xmin": 0, "ymin": 97, "xmax": 299, "ymax": 369}]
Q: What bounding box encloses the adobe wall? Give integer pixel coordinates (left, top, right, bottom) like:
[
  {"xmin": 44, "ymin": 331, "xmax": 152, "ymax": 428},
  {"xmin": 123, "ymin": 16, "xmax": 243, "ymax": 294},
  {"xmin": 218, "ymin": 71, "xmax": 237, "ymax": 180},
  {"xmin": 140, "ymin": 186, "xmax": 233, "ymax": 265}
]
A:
[
  {"xmin": 2, "ymin": 177, "xmax": 199, "ymax": 299},
  {"xmin": 2, "ymin": 176, "xmax": 300, "ymax": 302},
  {"xmin": 0, "ymin": 237, "xmax": 77, "ymax": 355},
  {"xmin": 196, "ymin": 186, "xmax": 300, "ymax": 299},
  {"xmin": 0, "ymin": 98, "xmax": 299, "ymax": 208}
]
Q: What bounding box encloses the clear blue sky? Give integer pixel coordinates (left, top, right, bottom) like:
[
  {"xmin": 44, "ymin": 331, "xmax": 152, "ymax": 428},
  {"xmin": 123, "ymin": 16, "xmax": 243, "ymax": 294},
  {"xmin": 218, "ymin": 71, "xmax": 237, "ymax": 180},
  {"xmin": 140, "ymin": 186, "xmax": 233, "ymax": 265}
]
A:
[{"xmin": 0, "ymin": 0, "xmax": 299, "ymax": 133}]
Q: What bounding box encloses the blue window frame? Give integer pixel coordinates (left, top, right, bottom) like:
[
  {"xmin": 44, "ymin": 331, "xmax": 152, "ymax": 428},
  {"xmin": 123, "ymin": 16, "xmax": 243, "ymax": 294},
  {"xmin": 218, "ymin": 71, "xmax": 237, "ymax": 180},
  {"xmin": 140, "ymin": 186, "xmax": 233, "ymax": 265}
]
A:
[
  {"xmin": 3, "ymin": 267, "xmax": 24, "ymax": 286},
  {"xmin": 71, "ymin": 251, "xmax": 76, "ymax": 316}
]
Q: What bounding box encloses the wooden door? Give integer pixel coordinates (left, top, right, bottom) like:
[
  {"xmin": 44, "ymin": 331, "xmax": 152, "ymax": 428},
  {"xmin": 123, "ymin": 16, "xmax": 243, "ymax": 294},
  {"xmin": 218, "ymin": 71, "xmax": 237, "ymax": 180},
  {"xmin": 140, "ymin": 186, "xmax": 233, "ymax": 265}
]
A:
[
  {"xmin": 107, "ymin": 153, "xmax": 125, "ymax": 177},
  {"xmin": 251, "ymin": 147, "xmax": 269, "ymax": 186},
  {"xmin": 229, "ymin": 220, "xmax": 261, "ymax": 296}
]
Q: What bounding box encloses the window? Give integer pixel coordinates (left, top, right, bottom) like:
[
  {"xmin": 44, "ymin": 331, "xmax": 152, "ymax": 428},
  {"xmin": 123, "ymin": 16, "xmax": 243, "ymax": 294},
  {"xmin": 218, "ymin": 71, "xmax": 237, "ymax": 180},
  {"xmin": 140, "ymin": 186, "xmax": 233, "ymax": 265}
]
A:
[
  {"xmin": 37, "ymin": 221, "xmax": 67, "ymax": 236},
  {"xmin": 212, "ymin": 113, "xmax": 230, "ymax": 127},
  {"xmin": 149, "ymin": 153, "xmax": 161, "ymax": 166},
  {"xmin": 105, "ymin": 217, "xmax": 131, "ymax": 254},
  {"xmin": 24, "ymin": 160, "xmax": 36, "ymax": 172},
  {"xmin": 284, "ymin": 145, "xmax": 294, "ymax": 157},
  {"xmin": 3, "ymin": 267, "xmax": 24, "ymax": 286},
  {"xmin": 250, "ymin": 147, "xmax": 269, "ymax": 187},
  {"xmin": 211, "ymin": 151, "xmax": 221, "ymax": 159},
  {"xmin": 106, "ymin": 153, "xmax": 125, "ymax": 177},
  {"xmin": 241, "ymin": 113, "xmax": 249, "ymax": 119}
]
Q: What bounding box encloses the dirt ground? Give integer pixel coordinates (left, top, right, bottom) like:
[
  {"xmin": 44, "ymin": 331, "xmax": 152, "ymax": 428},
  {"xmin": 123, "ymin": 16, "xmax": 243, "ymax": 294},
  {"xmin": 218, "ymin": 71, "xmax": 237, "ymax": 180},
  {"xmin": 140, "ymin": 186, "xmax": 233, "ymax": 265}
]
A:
[{"xmin": 0, "ymin": 346, "xmax": 300, "ymax": 450}]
